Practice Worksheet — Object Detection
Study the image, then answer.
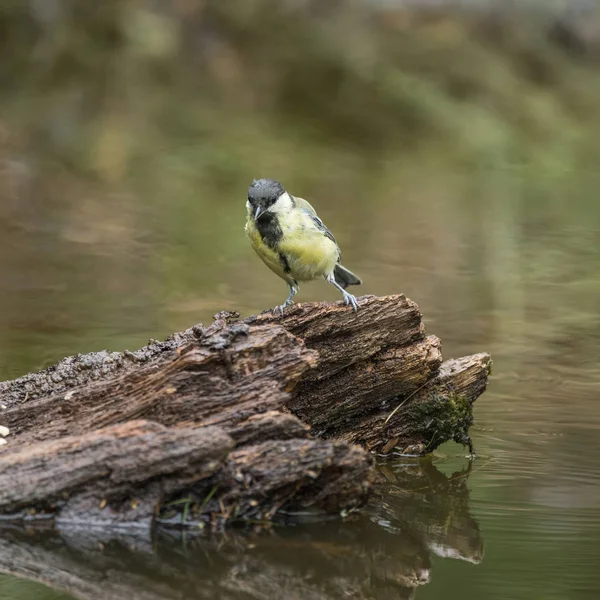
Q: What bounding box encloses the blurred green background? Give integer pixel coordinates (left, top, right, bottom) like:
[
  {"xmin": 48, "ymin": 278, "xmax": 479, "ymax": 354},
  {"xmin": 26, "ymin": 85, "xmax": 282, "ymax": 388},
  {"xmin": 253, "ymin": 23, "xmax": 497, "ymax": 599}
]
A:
[{"xmin": 1, "ymin": 1, "xmax": 600, "ymax": 599}]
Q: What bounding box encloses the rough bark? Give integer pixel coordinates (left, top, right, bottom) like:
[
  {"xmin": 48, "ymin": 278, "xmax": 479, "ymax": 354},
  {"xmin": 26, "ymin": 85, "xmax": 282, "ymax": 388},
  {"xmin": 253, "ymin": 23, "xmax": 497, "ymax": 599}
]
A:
[
  {"xmin": 339, "ymin": 353, "xmax": 492, "ymax": 454},
  {"xmin": 0, "ymin": 318, "xmax": 317, "ymax": 444},
  {"xmin": 247, "ymin": 295, "xmax": 492, "ymax": 453},
  {"xmin": 246, "ymin": 294, "xmax": 426, "ymax": 380},
  {"xmin": 0, "ymin": 419, "xmax": 371, "ymax": 528},
  {"xmin": 0, "ymin": 421, "xmax": 231, "ymax": 517},
  {"xmin": 0, "ymin": 294, "xmax": 491, "ymax": 527},
  {"xmin": 0, "ymin": 327, "xmax": 202, "ymax": 409}
]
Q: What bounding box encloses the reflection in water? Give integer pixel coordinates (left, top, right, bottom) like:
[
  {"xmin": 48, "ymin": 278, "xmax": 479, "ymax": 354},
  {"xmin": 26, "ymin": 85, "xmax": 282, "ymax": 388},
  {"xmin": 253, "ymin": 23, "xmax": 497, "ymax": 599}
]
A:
[
  {"xmin": 373, "ymin": 458, "xmax": 483, "ymax": 566},
  {"xmin": 0, "ymin": 459, "xmax": 481, "ymax": 600}
]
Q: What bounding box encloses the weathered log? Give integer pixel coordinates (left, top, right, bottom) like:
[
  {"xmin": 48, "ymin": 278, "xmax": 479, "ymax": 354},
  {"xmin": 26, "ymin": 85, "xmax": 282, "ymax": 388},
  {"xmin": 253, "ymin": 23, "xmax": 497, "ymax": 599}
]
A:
[
  {"xmin": 0, "ymin": 421, "xmax": 231, "ymax": 518},
  {"xmin": 246, "ymin": 295, "xmax": 426, "ymax": 378},
  {"xmin": 0, "ymin": 296, "xmax": 490, "ymax": 455},
  {"xmin": 0, "ymin": 294, "xmax": 491, "ymax": 527},
  {"xmin": 339, "ymin": 353, "xmax": 492, "ymax": 454},
  {"xmin": 0, "ymin": 327, "xmax": 201, "ymax": 409},
  {"xmin": 0, "ymin": 419, "xmax": 371, "ymax": 528},
  {"xmin": 0, "ymin": 318, "xmax": 317, "ymax": 444},
  {"xmin": 248, "ymin": 295, "xmax": 491, "ymax": 453}
]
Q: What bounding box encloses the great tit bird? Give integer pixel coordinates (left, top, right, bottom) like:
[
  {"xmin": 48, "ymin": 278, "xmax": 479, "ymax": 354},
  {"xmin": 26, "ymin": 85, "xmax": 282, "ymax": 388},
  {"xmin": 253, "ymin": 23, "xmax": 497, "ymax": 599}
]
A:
[{"xmin": 245, "ymin": 178, "xmax": 362, "ymax": 314}]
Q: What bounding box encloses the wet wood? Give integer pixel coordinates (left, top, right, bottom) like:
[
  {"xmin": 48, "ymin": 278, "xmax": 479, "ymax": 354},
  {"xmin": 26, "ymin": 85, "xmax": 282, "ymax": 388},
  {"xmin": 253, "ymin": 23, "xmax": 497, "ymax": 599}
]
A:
[{"xmin": 0, "ymin": 294, "xmax": 491, "ymax": 527}]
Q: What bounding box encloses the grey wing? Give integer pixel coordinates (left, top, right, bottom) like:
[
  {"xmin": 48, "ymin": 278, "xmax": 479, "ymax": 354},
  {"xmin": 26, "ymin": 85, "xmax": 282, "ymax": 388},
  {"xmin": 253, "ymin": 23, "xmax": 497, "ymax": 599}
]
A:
[
  {"xmin": 295, "ymin": 196, "xmax": 340, "ymax": 254},
  {"xmin": 308, "ymin": 213, "xmax": 338, "ymax": 246}
]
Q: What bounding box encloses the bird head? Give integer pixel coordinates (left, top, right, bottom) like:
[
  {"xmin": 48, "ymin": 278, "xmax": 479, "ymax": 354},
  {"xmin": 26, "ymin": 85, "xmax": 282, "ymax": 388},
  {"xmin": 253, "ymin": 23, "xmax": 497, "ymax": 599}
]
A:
[{"xmin": 247, "ymin": 178, "xmax": 288, "ymax": 221}]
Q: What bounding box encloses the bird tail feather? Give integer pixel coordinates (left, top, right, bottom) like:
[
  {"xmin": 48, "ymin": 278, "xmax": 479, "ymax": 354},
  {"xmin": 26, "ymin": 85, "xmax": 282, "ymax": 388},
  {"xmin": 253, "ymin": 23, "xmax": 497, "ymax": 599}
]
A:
[{"xmin": 334, "ymin": 264, "xmax": 362, "ymax": 289}]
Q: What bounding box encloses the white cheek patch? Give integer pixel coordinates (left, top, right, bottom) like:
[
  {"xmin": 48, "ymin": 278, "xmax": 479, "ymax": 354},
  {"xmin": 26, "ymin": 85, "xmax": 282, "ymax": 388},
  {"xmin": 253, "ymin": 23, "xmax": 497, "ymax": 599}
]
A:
[
  {"xmin": 272, "ymin": 192, "xmax": 293, "ymax": 212},
  {"xmin": 246, "ymin": 200, "xmax": 252, "ymax": 214}
]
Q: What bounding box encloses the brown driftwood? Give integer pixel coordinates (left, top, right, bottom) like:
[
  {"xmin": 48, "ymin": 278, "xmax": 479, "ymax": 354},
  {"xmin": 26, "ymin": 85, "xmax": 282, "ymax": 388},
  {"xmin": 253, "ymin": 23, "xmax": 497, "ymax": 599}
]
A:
[
  {"xmin": 0, "ymin": 294, "xmax": 491, "ymax": 528},
  {"xmin": 0, "ymin": 459, "xmax": 482, "ymax": 600}
]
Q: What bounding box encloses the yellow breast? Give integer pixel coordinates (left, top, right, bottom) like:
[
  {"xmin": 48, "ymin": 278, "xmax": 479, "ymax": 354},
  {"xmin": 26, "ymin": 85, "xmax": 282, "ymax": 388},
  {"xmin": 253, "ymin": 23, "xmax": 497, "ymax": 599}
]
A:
[
  {"xmin": 246, "ymin": 210, "xmax": 340, "ymax": 283},
  {"xmin": 278, "ymin": 229, "xmax": 339, "ymax": 281},
  {"xmin": 245, "ymin": 219, "xmax": 290, "ymax": 282}
]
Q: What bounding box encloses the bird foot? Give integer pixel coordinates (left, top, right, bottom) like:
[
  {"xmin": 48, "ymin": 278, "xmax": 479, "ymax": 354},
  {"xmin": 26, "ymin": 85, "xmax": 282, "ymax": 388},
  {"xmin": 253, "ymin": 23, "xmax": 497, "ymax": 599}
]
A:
[
  {"xmin": 273, "ymin": 299, "xmax": 295, "ymax": 317},
  {"xmin": 342, "ymin": 291, "xmax": 359, "ymax": 312}
]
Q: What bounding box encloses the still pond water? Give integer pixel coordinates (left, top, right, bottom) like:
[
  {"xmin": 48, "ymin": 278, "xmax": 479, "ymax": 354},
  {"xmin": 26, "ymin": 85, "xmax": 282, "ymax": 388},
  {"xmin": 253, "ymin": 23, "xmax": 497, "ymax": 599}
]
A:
[
  {"xmin": 1, "ymin": 158, "xmax": 599, "ymax": 600},
  {"xmin": 2, "ymin": 11, "xmax": 600, "ymax": 586}
]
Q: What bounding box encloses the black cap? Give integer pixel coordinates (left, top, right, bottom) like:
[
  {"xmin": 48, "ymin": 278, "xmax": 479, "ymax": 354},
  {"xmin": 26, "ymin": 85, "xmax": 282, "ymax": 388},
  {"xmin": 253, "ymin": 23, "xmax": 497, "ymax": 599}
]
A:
[{"xmin": 248, "ymin": 179, "xmax": 286, "ymax": 203}]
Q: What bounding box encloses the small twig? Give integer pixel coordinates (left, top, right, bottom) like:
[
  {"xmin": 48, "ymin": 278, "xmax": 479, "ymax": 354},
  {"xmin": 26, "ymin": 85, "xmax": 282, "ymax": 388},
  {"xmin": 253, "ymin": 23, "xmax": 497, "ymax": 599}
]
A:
[{"xmin": 384, "ymin": 379, "xmax": 432, "ymax": 424}]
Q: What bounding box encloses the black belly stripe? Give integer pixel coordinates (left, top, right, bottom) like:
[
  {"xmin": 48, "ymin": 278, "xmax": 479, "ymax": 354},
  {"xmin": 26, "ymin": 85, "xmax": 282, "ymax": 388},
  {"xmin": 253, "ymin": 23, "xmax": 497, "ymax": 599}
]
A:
[
  {"xmin": 279, "ymin": 252, "xmax": 291, "ymax": 274},
  {"xmin": 255, "ymin": 212, "xmax": 283, "ymax": 249}
]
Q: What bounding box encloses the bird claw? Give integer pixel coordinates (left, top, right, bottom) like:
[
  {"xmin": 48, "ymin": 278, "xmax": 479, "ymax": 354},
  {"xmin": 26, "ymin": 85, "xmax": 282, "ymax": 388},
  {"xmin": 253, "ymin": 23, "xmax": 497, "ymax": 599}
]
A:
[
  {"xmin": 343, "ymin": 292, "xmax": 359, "ymax": 312},
  {"xmin": 273, "ymin": 299, "xmax": 294, "ymax": 317}
]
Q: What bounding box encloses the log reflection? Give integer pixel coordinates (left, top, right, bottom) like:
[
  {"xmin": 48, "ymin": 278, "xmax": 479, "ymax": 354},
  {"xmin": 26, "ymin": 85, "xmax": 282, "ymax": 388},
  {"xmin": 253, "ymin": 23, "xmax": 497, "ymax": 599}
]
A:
[{"xmin": 0, "ymin": 458, "xmax": 482, "ymax": 600}]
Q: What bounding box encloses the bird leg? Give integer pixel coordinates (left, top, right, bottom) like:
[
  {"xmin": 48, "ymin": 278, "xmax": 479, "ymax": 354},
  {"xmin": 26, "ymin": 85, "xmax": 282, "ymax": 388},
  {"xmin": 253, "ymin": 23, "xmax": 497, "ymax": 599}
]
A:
[
  {"xmin": 273, "ymin": 282, "xmax": 298, "ymax": 316},
  {"xmin": 326, "ymin": 274, "xmax": 359, "ymax": 312}
]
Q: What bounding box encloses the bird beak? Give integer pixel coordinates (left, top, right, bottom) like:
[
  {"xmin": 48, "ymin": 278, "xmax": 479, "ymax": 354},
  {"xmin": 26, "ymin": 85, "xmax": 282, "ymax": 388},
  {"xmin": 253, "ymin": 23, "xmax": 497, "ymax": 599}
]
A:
[{"xmin": 254, "ymin": 206, "xmax": 263, "ymax": 220}]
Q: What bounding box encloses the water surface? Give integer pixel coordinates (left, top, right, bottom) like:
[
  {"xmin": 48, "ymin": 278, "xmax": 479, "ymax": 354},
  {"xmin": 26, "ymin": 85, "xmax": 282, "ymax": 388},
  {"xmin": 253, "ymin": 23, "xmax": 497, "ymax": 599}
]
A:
[{"xmin": 1, "ymin": 3, "xmax": 600, "ymax": 598}]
